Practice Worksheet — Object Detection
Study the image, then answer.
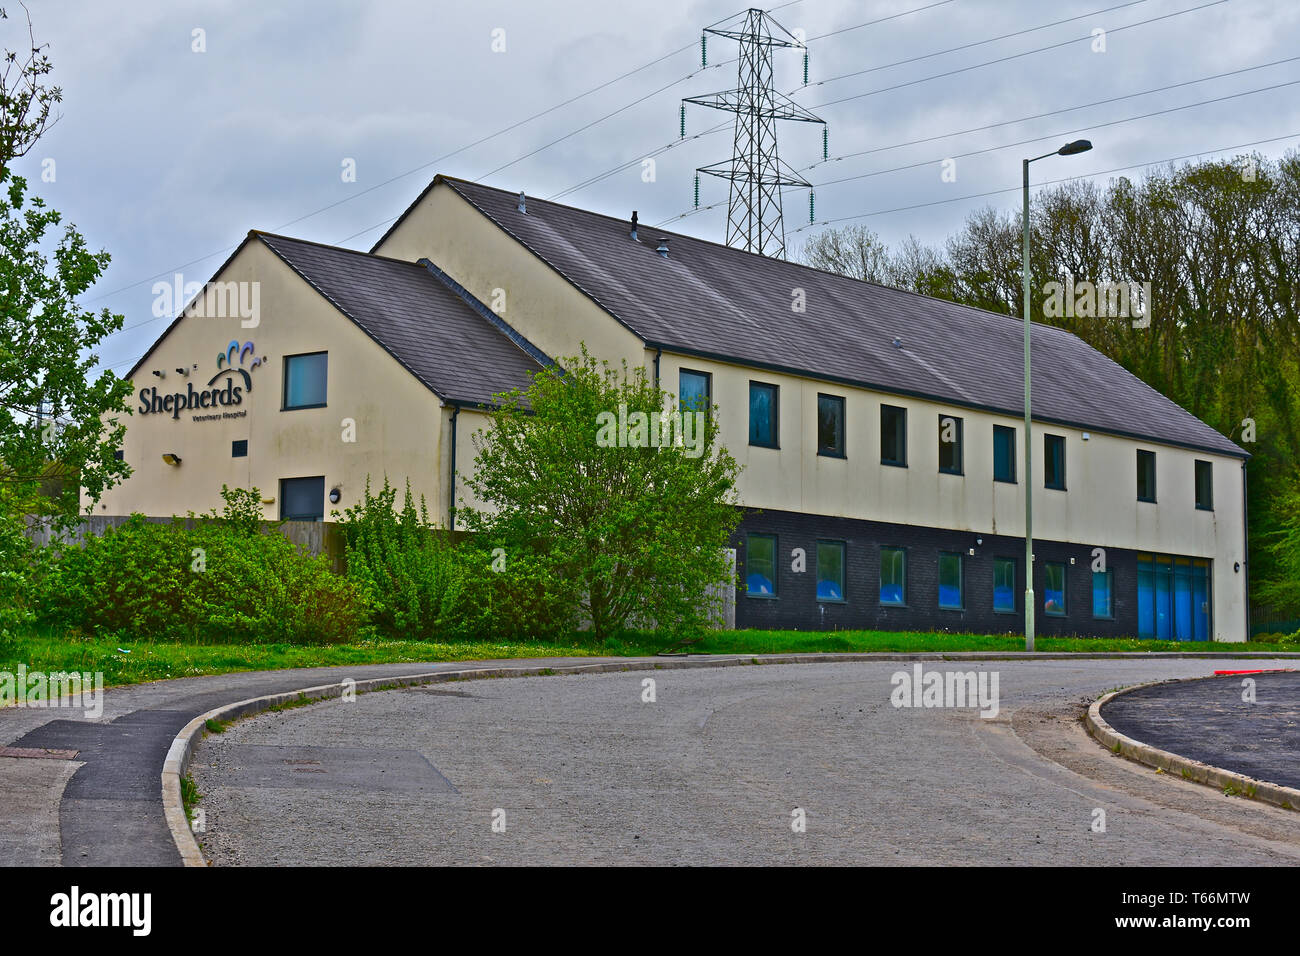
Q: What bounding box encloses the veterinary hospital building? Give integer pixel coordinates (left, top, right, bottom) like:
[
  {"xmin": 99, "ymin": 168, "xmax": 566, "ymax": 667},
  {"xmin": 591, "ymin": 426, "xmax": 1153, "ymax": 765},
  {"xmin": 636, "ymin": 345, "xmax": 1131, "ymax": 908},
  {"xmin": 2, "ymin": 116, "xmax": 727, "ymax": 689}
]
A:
[{"xmin": 96, "ymin": 175, "xmax": 1249, "ymax": 640}]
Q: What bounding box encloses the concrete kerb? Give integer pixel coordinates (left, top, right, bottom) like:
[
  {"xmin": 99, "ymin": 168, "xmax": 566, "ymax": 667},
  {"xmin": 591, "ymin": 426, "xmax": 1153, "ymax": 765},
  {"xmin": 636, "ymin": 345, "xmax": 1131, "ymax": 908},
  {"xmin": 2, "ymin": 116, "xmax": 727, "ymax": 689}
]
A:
[
  {"xmin": 162, "ymin": 651, "xmax": 1300, "ymax": 866},
  {"xmin": 1085, "ymin": 676, "xmax": 1300, "ymax": 813}
]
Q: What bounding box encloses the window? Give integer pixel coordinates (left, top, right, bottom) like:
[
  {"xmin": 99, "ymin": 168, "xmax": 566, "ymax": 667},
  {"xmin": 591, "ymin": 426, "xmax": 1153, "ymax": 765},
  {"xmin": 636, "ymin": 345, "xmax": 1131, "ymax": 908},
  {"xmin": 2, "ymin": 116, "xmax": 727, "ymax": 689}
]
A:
[
  {"xmin": 283, "ymin": 352, "xmax": 328, "ymax": 409},
  {"xmin": 679, "ymin": 369, "xmax": 711, "ymax": 412},
  {"xmin": 1092, "ymin": 569, "xmax": 1113, "ymax": 619},
  {"xmin": 993, "ymin": 558, "xmax": 1016, "ymax": 613},
  {"xmin": 993, "ymin": 425, "xmax": 1016, "ymax": 483},
  {"xmin": 113, "ymin": 449, "xmax": 125, "ymax": 462},
  {"xmin": 881, "ymin": 404, "xmax": 907, "ymax": 466},
  {"xmin": 232, "ymin": 440, "xmax": 248, "ymax": 458},
  {"xmin": 816, "ymin": 541, "xmax": 846, "ymax": 602},
  {"xmin": 280, "ymin": 476, "xmax": 325, "ymax": 522},
  {"xmin": 1136, "ymin": 449, "xmax": 1156, "ymax": 502},
  {"xmin": 746, "ymin": 533, "xmax": 777, "ymax": 598},
  {"xmin": 938, "ymin": 415, "xmax": 963, "ymax": 475},
  {"xmin": 1043, "ymin": 561, "xmax": 1067, "ymax": 616},
  {"xmin": 880, "ymin": 547, "xmax": 906, "ymax": 605},
  {"xmin": 1195, "ymin": 460, "xmax": 1213, "ymax": 511},
  {"xmin": 1137, "ymin": 553, "xmax": 1211, "ymax": 641},
  {"xmin": 817, "ymin": 394, "xmax": 846, "ymax": 457},
  {"xmin": 749, "ymin": 382, "xmax": 779, "ymax": 448},
  {"xmin": 1044, "ymin": 434, "xmax": 1066, "ymax": 490},
  {"xmin": 938, "ymin": 552, "xmax": 963, "ymax": 609}
]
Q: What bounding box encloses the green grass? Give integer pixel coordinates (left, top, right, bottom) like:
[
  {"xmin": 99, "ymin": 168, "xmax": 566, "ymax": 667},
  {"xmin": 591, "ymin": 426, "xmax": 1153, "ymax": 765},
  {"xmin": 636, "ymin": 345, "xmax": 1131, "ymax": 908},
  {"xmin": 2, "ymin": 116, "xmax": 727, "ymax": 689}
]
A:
[{"xmin": 1, "ymin": 624, "xmax": 1295, "ymax": 694}]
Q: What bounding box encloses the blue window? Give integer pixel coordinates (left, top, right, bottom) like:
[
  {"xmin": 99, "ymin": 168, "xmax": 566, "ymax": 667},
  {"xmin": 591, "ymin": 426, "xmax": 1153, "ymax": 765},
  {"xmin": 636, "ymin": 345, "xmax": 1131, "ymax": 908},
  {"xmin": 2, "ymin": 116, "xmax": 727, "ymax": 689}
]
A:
[
  {"xmin": 881, "ymin": 405, "xmax": 907, "ymax": 466},
  {"xmin": 817, "ymin": 394, "xmax": 846, "ymax": 457},
  {"xmin": 232, "ymin": 439, "xmax": 248, "ymax": 458},
  {"xmin": 1044, "ymin": 561, "xmax": 1067, "ymax": 616},
  {"xmin": 938, "ymin": 552, "xmax": 963, "ymax": 609},
  {"xmin": 280, "ymin": 476, "xmax": 324, "ymax": 522},
  {"xmin": 993, "ymin": 424, "xmax": 1016, "ymax": 483},
  {"xmin": 1092, "ymin": 569, "xmax": 1113, "ymax": 618},
  {"xmin": 938, "ymin": 415, "xmax": 963, "ymax": 475},
  {"xmin": 283, "ymin": 352, "xmax": 328, "ymax": 409},
  {"xmin": 1137, "ymin": 553, "xmax": 1210, "ymax": 640},
  {"xmin": 816, "ymin": 540, "xmax": 846, "ymax": 602},
  {"xmin": 1044, "ymin": 434, "xmax": 1066, "ymax": 490},
  {"xmin": 749, "ymin": 382, "xmax": 779, "ymax": 448},
  {"xmin": 993, "ymin": 557, "xmax": 1016, "ymax": 613},
  {"xmin": 880, "ymin": 547, "xmax": 906, "ymax": 605},
  {"xmin": 679, "ymin": 369, "xmax": 711, "ymax": 412},
  {"xmin": 746, "ymin": 533, "xmax": 777, "ymax": 598}
]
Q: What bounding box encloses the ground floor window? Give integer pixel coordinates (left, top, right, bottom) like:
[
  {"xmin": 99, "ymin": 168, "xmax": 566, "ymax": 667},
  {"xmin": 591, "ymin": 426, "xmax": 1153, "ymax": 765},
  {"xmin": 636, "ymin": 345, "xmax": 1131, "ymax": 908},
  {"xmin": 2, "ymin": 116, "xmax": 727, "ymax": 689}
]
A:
[
  {"xmin": 993, "ymin": 557, "xmax": 1016, "ymax": 613},
  {"xmin": 1044, "ymin": 561, "xmax": 1067, "ymax": 616},
  {"xmin": 880, "ymin": 547, "xmax": 906, "ymax": 605},
  {"xmin": 816, "ymin": 540, "xmax": 846, "ymax": 602},
  {"xmin": 280, "ymin": 476, "xmax": 325, "ymax": 522},
  {"xmin": 746, "ymin": 533, "xmax": 777, "ymax": 597},
  {"xmin": 938, "ymin": 551, "xmax": 963, "ymax": 609},
  {"xmin": 1092, "ymin": 569, "xmax": 1113, "ymax": 619},
  {"xmin": 1137, "ymin": 554, "xmax": 1210, "ymax": 640}
]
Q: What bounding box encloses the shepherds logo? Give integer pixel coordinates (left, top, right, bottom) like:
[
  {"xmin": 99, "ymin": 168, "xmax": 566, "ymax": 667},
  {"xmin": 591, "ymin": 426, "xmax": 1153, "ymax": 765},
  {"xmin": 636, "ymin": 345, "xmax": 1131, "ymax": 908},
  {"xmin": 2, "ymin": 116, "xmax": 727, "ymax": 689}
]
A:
[{"xmin": 139, "ymin": 340, "xmax": 265, "ymax": 418}]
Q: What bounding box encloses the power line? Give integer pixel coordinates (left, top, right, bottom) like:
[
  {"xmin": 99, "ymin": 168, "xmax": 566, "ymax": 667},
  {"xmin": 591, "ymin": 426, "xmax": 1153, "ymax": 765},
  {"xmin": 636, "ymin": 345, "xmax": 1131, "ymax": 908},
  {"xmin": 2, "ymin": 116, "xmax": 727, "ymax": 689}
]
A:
[{"xmin": 788, "ymin": 131, "xmax": 1300, "ymax": 234}]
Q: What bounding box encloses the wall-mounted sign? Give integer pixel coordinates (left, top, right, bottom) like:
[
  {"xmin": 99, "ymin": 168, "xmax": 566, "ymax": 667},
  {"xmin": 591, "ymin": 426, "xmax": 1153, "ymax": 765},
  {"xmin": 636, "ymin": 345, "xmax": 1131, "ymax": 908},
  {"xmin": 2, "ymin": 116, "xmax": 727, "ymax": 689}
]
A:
[{"xmin": 139, "ymin": 340, "xmax": 266, "ymax": 420}]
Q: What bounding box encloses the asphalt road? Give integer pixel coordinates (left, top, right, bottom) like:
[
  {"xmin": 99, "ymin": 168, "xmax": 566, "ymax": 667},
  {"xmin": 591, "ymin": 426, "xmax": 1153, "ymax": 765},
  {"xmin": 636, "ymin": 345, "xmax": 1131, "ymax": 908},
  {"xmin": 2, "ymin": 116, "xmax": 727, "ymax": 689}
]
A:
[{"xmin": 190, "ymin": 659, "xmax": 1300, "ymax": 866}]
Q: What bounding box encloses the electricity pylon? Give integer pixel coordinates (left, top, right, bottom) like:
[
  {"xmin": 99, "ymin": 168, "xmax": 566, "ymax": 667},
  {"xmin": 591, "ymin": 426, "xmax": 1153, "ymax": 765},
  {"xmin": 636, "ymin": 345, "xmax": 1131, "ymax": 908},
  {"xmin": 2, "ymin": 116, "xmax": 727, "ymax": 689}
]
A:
[{"xmin": 683, "ymin": 8, "xmax": 825, "ymax": 258}]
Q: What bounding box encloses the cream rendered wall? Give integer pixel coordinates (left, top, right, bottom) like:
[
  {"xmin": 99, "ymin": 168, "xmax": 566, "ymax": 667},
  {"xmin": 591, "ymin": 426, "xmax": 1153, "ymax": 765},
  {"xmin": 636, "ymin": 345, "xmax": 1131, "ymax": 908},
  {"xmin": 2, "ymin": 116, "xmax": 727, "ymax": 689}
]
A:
[
  {"xmin": 657, "ymin": 352, "xmax": 1247, "ymax": 640},
  {"xmin": 90, "ymin": 240, "xmax": 448, "ymax": 523},
  {"xmin": 372, "ymin": 183, "xmax": 647, "ymax": 371}
]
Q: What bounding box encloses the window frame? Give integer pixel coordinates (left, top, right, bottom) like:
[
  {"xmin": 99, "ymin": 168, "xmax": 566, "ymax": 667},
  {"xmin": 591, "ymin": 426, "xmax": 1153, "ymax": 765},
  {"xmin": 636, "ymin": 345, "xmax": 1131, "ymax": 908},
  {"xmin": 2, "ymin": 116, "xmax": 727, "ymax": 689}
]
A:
[
  {"xmin": 993, "ymin": 557, "xmax": 1017, "ymax": 614},
  {"xmin": 815, "ymin": 539, "xmax": 847, "ymax": 604},
  {"xmin": 879, "ymin": 545, "xmax": 908, "ymax": 607},
  {"xmin": 282, "ymin": 350, "xmax": 329, "ymax": 411},
  {"xmin": 937, "ymin": 551, "xmax": 964, "ymax": 610},
  {"xmin": 748, "ymin": 381, "xmax": 780, "ymax": 449},
  {"xmin": 993, "ymin": 424, "xmax": 1017, "ymax": 483},
  {"xmin": 279, "ymin": 475, "xmax": 325, "ymax": 522},
  {"xmin": 938, "ymin": 414, "xmax": 964, "ymax": 475},
  {"xmin": 1043, "ymin": 560, "xmax": 1068, "ymax": 617},
  {"xmin": 744, "ymin": 532, "xmax": 779, "ymax": 599},
  {"xmin": 1194, "ymin": 459, "xmax": 1214, "ymax": 511},
  {"xmin": 816, "ymin": 393, "xmax": 847, "ymax": 459},
  {"xmin": 1043, "ymin": 434, "xmax": 1066, "ymax": 491},
  {"xmin": 679, "ymin": 368, "xmax": 712, "ymax": 413},
  {"xmin": 1136, "ymin": 449, "xmax": 1156, "ymax": 503},
  {"xmin": 880, "ymin": 404, "xmax": 908, "ymax": 467}
]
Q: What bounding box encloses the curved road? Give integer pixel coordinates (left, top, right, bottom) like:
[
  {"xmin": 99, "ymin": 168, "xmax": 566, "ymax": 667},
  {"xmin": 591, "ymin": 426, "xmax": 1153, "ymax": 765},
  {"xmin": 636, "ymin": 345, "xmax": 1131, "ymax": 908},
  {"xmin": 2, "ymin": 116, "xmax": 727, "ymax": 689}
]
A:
[{"xmin": 188, "ymin": 658, "xmax": 1300, "ymax": 866}]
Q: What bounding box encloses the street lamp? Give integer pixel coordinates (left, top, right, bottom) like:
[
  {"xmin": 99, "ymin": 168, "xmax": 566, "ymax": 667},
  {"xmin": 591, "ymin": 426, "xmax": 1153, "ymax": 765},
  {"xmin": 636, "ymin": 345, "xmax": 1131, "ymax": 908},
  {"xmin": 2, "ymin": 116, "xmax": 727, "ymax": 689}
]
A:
[{"xmin": 1022, "ymin": 138, "xmax": 1091, "ymax": 652}]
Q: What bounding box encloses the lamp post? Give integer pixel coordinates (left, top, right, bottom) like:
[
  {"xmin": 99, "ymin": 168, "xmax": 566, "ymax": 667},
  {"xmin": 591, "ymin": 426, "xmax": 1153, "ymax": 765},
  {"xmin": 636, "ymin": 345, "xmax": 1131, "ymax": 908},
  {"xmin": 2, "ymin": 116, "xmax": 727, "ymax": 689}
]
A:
[{"xmin": 1022, "ymin": 139, "xmax": 1091, "ymax": 652}]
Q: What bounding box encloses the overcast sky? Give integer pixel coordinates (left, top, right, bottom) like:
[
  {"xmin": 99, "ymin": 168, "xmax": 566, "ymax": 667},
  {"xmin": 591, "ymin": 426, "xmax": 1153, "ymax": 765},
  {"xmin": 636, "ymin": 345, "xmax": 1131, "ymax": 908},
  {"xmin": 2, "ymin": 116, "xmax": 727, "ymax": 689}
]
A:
[{"xmin": 12, "ymin": 0, "xmax": 1299, "ymax": 375}]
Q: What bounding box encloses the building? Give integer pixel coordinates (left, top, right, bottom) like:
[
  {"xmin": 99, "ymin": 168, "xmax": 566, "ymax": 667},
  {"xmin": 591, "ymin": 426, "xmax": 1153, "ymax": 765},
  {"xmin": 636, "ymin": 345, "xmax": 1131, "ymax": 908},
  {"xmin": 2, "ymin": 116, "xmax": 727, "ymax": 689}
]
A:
[{"xmin": 97, "ymin": 175, "xmax": 1249, "ymax": 640}]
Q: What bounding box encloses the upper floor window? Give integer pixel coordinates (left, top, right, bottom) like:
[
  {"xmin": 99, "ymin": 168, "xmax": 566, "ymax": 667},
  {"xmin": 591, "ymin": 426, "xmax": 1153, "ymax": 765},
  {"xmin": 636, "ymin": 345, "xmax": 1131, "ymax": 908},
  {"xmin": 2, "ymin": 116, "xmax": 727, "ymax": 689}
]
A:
[
  {"xmin": 993, "ymin": 424, "xmax": 1016, "ymax": 483},
  {"xmin": 283, "ymin": 351, "xmax": 328, "ymax": 410},
  {"xmin": 748, "ymin": 381, "xmax": 779, "ymax": 448},
  {"xmin": 232, "ymin": 440, "xmax": 248, "ymax": 458},
  {"xmin": 881, "ymin": 404, "xmax": 907, "ymax": 466},
  {"xmin": 1195, "ymin": 460, "xmax": 1214, "ymax": 511},
  {"xmin": 938, "ymin": 415, "xmax": 964, "ymax": 475},
  {"xmin": 1044, "ymin": 434, "xmax": 1066, "ymax": 490},
  {"xmin": 679, "ymin": 369, "xmax": 711, "ymax": 412},
  {"xmin": 817, "ymin": 393, "xmax": 846, "ymax": 457},
  {"xmin": 1136, "ymin": 449, "xmax": 1156, "ymax": 502}
]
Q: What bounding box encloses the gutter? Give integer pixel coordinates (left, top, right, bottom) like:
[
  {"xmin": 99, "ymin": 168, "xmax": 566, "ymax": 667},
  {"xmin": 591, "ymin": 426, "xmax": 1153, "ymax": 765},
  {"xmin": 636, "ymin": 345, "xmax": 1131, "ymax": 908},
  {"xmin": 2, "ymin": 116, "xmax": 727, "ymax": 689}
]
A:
[
  {"xmin": 1242, "ymin": 459, "xmax": 1250, "ymax": 640},
  {"xmin": 653, "ymin": 348, "xmax": 662, "ymax": 389},
  {"xmin": 449, "ymin": 405, "xmax": 460, "ymax": 533}
]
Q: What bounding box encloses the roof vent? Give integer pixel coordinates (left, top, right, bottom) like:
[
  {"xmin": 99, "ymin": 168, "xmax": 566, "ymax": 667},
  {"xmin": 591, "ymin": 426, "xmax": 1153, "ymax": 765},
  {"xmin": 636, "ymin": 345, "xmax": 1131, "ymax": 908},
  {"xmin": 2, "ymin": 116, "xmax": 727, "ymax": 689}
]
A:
[
  {"xmin": 630, "ymin": 211, "xmax": 639, "ymax": 241},
  {"xmin": 892, "ymin": 336, "xmax": 903, "ymax": 349},
  {"xmin": 656, "ymin": 237, "xmax": 671, "ymax": 258},
  {"xmin": 517, "ymin": 191, "xmax": 526, "ymax": 214}
]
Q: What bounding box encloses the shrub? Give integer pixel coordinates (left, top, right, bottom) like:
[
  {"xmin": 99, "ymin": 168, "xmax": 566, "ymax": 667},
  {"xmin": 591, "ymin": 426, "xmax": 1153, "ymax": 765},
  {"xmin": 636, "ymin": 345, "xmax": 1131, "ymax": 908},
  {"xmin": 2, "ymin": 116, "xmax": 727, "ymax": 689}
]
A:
[{"xmin": 38, "ymin": 486, "xmax": 366, "ymax": 644}]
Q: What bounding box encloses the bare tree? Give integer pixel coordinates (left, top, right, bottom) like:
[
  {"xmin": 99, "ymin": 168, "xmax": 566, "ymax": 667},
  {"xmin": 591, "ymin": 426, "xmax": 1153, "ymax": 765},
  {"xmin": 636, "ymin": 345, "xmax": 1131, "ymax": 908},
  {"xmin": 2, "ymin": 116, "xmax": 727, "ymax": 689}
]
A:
[{"xmin": 0, "ymin": 3, "xmax": 61, "ymax": 166}]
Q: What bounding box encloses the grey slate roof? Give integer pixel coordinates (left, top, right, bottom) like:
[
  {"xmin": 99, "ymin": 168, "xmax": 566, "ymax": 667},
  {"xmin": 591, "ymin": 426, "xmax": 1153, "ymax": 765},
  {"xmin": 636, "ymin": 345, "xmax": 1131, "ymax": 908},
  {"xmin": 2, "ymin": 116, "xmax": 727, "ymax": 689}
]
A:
[
  {"xmin": 437, "ymin": 177, "xmax": 1245, "ymax": 458},
  {"xmin": 257, "ymin": 232, "xmax": 545, "ymax": 406}
]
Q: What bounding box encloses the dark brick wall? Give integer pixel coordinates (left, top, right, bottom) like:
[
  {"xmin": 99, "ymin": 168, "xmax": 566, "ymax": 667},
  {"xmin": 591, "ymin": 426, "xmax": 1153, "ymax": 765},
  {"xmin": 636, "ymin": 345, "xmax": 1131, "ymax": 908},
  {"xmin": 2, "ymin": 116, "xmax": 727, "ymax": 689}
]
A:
[{"xmin": 732, "ymin": 507, "xmax": 1150, "ymax": 637}]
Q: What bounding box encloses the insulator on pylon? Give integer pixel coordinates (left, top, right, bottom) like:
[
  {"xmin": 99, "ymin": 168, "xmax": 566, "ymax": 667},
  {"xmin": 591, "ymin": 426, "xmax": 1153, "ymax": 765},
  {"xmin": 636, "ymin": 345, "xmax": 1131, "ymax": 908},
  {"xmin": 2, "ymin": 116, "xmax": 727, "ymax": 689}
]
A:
[
  {"xmin": 809, "ymin": 191, "xmax": 815, "ymax": 223},
  {"xmin": 694, "ymin": 174, "xmax": 700, "ymax": 208},
  {"xmin": 803, "ymin": 51, "xmax": 809, "ymax": 86},
  {"xmin": 680, "ymin": 104, "xmax": 686, "ymax": 139},
  {"xmin": 701, "ymin": 35, "xmax": 707, "ymax": 67},
  {"xmin": 822, "ymin": 127, "xmax": 829, "ymax": 160}
]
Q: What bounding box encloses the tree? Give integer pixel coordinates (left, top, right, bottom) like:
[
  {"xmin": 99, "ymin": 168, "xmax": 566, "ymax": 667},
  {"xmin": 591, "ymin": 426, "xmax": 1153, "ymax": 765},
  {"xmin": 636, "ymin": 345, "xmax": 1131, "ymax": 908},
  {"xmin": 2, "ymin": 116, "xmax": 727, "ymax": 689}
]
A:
[
  {"xmin": 1, "ymin": 11, "xmax": 130, "ymax": 525},
  {"xmin": 800, "ymin": 223, "xmax": 893, "ymax": 283},
  {"xmin": 461, "ymin": 348, "xmax": 741, "ymax": 640}
]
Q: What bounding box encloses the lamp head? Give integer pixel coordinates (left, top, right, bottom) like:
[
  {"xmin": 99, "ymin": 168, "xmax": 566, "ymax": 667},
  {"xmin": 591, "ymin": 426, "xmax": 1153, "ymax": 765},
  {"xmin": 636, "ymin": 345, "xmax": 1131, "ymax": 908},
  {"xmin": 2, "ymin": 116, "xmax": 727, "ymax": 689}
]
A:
[{"xmin": 1058, "ymin": 139, "xmax": 1092, "ymax": 156}]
